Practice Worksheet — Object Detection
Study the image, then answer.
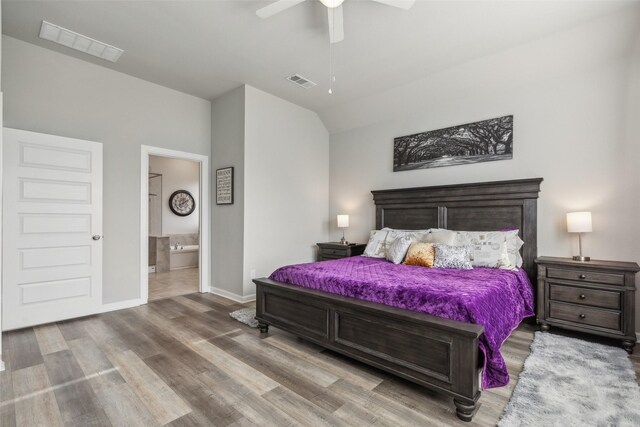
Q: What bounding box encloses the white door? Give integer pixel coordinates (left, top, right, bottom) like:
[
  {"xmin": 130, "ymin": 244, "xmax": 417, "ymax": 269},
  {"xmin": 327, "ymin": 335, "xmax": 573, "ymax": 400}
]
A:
[{"xmin": 2, "ymin": 128, "xmax": 103, "ymax": 330}]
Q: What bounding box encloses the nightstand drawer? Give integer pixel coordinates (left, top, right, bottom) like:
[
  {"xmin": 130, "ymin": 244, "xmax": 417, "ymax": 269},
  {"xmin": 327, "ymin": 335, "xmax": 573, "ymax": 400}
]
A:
[
  {"xmin": 549, "ymin": 284, "xmax": 621, "ymax": 310},
  {"xmin": 549, "ymin": 301, "xmax": 621, "ymax": 331},
  {"xmin": 322, "ymin": 248, "xmax": 348, "ymax": 256},
  {"xmin": 547, "ymin": 268, "xmax": 624, "ymax": 286}
]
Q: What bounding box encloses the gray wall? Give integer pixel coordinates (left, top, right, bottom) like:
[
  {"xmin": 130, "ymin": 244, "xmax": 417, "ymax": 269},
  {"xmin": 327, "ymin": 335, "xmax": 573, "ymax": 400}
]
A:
[
  {"xmin": 211, "ymin": 86, "xmax": 245, "ymax": 297},
  {"xmin": 329, "ymin": 55, "xmax": 640, "ymax": 331},
  {"xmin": 210, "ymin": 85, "xmax": 330, "ymax": 299},
  {"xmin": 243, "ymin": 86, "xmax": 329, "ymax": 296},
  {"xmin": 624, "ymin": 34, "xmax": 640, "ymax": 331},
  {"xmin": 2, "ymin": 36, "xmax": 211, "ymax": 304},
  {"xmin": 148, "ymin": 156, "xmax": 200, "ymax": 235}
]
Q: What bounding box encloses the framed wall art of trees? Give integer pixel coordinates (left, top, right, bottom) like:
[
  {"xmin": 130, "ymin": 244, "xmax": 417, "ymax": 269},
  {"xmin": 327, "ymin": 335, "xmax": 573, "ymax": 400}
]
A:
[{"xmin": 393, "ymin": 115, "xmax": 513, "ymax": 171}]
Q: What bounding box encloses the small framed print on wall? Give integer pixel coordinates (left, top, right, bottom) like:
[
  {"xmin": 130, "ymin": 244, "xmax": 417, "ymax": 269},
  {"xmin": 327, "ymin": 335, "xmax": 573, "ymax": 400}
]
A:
[{"xmin": 216, "ymin": 167, "xmax": 234, "ymax": 205}]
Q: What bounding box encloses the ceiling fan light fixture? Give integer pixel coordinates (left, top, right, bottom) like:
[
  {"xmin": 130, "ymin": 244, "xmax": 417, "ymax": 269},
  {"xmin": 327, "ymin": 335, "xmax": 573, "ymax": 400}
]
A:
[{"xmin": 319, "ymin": 0, "xmax": 345, "ymax": 8}]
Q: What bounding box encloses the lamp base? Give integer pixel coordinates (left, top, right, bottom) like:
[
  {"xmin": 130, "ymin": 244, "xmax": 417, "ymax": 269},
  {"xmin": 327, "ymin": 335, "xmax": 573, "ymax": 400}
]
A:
[
  {"xmin": 340, "ymin": 237, "xmax": 349, "ymax": 245},
  {"xmin": 572, "ymin": 255, "xmax": 591, "ymax": 262}
]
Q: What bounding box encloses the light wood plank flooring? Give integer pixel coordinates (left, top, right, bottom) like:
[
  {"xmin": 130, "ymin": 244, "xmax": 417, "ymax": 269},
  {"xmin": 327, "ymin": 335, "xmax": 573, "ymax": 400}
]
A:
[
  {"xmin": 148, "ymin": 267, "xmax": 199, "ymax": 301},
  {"xmin": 1, "ymin": 294, "xmax": 637, "ymax": 426}
]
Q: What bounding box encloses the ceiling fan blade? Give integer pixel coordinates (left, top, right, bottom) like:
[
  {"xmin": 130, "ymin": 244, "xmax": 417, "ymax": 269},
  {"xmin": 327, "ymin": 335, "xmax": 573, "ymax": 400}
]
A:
[
  {"xmin": 369, "ymin": 0, "xmax": 415, "ymax": 10},
  {"xmin": 256, "ymin": 0, "xmax": 307, "ymax": 18},
  {"xmin": 328, "ymin": 5, "xmax": 344, "ymax": 43}
]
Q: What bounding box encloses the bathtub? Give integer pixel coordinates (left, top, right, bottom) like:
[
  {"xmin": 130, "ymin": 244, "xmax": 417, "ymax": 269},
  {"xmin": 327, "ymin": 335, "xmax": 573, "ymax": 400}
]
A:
[{"xmin": 170, "ymin": 245, "xmax": 199, "ymax": 270}]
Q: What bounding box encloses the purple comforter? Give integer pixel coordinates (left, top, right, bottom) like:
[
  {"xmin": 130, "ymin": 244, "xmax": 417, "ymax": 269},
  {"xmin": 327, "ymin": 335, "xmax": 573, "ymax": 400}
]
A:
[{"xmin": 269, "ymin": 256, "xmax": 534, "ymax": 389}]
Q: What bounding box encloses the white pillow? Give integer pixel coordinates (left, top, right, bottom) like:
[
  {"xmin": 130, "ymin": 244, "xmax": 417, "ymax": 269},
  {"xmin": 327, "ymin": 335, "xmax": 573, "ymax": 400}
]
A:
[
  {"xmin": 455, "ymin": 230, "xmax": 522, "ymax": 270},
  {"xmin": 424, "ymin": 229, "xmax": 458, "ymax": 245},
  {"xmin": 515, "ymin": 235, "xmax": 524, "ymax": 267},
  {"xmin": 393, "ymin": 229, "xmax": 431, "ymax": 243},
  {"xmin": 386, "ymin": 235, "xmax": 413, "ymax": 264}
]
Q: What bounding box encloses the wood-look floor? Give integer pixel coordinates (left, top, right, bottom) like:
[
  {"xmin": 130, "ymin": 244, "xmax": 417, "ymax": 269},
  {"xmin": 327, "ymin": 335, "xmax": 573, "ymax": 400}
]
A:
[
  {"xmin": 1, "ymin": 293, "xmax": 637, "ymax": 426},
  {"xmin": 148, "ymin": 268, "xmax": 199, "ymax": 301}
]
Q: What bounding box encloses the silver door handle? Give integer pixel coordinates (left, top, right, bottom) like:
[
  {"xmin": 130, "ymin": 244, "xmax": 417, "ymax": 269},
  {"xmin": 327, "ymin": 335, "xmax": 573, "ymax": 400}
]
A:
[{"xmin": 92, "ymin": 235, "xmax": 102, "ymax": 241}]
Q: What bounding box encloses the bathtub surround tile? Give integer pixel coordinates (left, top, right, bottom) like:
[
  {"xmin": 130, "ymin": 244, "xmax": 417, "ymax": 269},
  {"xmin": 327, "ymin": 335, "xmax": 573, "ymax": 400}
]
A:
[
  {"xmin": 148, "ymin": 236, "xmax": 157, "ymax": 267},
  {"xmin": 170, "ymin": 233, "xmax": 200, "ymax": 246},
  {"xmin": 156, "ymin": 237, "xmax": 171, "ymax": 273}
]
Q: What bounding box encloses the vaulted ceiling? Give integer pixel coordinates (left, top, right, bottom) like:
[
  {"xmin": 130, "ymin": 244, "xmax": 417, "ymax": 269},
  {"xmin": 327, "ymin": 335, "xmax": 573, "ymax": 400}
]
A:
[{"xmin": 3, "ymin": 0, "xmax": 640, "ymax": 132}]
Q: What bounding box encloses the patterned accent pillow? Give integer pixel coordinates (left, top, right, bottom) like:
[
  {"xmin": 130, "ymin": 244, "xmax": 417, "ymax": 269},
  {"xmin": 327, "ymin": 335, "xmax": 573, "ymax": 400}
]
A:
[
  {"xmin": 468, "ymin": 239, "xmax": 510, "ymax": 269},
  {"xmin": 433, "ymin": 244, "xmax": 473, "ymax": 270},
  {"xmin": 363, "ymin": 228, "xmax": 391, "ymax": 258},
  {"xmin": 386, "ymin": 235, "xmax": 413, "ymax": 264},
  {"xmin": 404, "ymin": 242, "xmax": 436, "ymax": 268},
  {"xmin": 455, "ymin": 230, "xmax": 522, "ymax": 269}
]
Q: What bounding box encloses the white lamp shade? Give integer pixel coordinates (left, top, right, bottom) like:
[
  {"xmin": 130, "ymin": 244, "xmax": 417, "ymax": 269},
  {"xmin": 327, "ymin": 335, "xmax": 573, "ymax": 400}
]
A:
[
  {"xmin": 337, "ymin": 214, "xmax": 349, "ymax": 228},
  {"xmin": 566, "ymin": 211, "xmax": 592, "ymax": 233}
]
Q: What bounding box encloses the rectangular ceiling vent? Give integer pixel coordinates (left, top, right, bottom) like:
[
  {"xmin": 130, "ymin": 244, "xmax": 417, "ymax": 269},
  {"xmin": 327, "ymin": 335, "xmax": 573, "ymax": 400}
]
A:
[
  {"xmin": 39, "ymin": 20, "xmax": 124, "ymax": 63},
  {"xmin": 286, "ymin": 74, "xmax": 317, "ymax": 89}
]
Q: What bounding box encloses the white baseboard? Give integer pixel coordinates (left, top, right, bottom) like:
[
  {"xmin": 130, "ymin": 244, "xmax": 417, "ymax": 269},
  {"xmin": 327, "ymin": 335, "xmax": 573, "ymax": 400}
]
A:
[
  {"xmin": 99, "ymin": 298, "xmax": 143, "ymax": 313},
  {"xmin": 209, "ymin": 286, "xmax": 256, "ymax": 303}
]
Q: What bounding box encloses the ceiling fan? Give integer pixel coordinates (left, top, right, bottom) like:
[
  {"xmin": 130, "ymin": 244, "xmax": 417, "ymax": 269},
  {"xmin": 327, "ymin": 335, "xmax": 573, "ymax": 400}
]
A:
[{"xmin": 256, "ymin": 0, "xmax": 415, "ymax": 43}]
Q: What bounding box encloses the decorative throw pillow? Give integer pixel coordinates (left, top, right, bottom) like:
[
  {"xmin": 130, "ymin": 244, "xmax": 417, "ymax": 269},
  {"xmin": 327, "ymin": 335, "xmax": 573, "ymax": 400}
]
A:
[
  {"xmin": 363, "ymin": 228, "xmax": 392, "ymax": 258},
  {"xmin": 386, "ymin": 235, "xmax": 413, "ymax": 264},
  {"xmin": 433, "ymin": 244, "xmax": 473, "ymax": 270},
  {"xmin": 468, "ymin": 239, "xmax": 510, "ymax": 269},
  {"xmin": 455, "ymin": 230, "xmax": 522, "ymax": 269},
  {"xmin": 404, "ymin": 242, "xmax": 436, "ymax": 268}
]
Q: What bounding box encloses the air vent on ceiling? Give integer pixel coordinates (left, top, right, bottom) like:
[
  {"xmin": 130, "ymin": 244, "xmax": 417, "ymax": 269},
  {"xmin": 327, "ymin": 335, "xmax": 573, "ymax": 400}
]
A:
[
  {"xmin": 39, "ymin": 20, "xmax": 124, "ymax": 63},
  {"xmin": 286, "ymin": 74, "xmax": 317, "ymax": 89}
]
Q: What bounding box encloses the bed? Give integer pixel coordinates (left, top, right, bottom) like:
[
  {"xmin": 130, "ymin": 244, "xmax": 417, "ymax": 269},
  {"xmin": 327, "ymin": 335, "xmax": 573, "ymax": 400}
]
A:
[{"xmin": 253, "ymin": 178, "xmax": 543, "ymax": 421}]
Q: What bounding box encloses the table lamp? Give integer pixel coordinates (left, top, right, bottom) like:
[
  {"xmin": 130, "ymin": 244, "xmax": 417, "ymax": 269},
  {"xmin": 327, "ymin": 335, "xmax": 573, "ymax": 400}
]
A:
[
  {"xmin": 567, "ymin": 211, "xmax": 592, "ymax": 261},
  {"xmin": 337, "ymin": 214, "xmax": 349, "ymax": 245}
]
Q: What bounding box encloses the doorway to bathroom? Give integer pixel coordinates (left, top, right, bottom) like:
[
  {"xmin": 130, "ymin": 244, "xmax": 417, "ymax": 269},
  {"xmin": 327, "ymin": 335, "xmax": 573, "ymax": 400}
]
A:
[{"xmin": 140, "ymin": 146, "xmax": 209, "ymax": 303}]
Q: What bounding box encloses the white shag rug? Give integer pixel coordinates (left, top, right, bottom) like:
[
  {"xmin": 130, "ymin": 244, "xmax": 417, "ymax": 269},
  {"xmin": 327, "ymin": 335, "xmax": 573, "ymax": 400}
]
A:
[
  {"xmin": 499, "ymin": 332, "xmax": 640, "ymax": 426},
  {"xmin": 229, "ymin": 307, "xmax": 258, "ymax": 328}
]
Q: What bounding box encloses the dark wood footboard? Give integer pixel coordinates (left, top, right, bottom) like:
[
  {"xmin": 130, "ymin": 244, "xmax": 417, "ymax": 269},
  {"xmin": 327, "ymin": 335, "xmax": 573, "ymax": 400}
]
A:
[{"xmin": 254, "ymin": 278, "xmax": 484, "ymax": 422}]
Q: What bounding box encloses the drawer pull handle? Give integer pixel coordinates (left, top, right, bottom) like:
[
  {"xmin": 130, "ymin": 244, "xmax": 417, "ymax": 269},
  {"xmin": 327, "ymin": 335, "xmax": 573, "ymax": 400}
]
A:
[
  {"xmin": 579, "ymin": 294, "xmax": 586, "ymax": 299},
  {"xmin": 579, "ymin": 274, "xmax": 586, "ymax": 279},
  {"xmin": 579, "ymin": 314, "xmax": 586, "ymax": 319}
]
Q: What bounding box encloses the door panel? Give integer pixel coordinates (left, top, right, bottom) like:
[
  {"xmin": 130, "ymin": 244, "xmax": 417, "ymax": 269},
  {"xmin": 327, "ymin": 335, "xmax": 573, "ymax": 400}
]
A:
[{"xmin": 3, "ymin": 128, "xmax": 103, "ymax": 330}]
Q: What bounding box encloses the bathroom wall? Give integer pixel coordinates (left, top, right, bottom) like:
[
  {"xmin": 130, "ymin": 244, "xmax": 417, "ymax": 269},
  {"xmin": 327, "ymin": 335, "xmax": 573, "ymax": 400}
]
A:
[
  {"xmin": 149, "ymin": 155, "xmax": 200, "ymax": 236},
  {"xmin": 148, "ymin": 173, "xmax": 162, "ymax": 236}
]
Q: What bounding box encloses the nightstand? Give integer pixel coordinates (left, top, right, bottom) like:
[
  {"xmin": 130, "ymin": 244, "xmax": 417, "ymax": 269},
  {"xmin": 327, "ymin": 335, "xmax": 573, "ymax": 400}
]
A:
[
  {"xmin": 535, "ymin": 256, "xmax": 639, "ymax": 353},
  {"xmin": 317, "ymin": 242, "xmax": 366, "ymax": 261}
]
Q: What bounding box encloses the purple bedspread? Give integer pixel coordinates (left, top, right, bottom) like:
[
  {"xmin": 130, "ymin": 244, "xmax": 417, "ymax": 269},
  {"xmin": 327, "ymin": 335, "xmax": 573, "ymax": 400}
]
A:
[{"xmin": 269, "ymin": 256, "xmax": 534, "ymax": 389}]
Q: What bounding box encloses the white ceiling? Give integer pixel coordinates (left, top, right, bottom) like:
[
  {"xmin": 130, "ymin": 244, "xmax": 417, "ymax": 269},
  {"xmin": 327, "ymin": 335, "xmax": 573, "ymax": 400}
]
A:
[{"xmin": 3, "ymin": 0, "xmax": 640, "ymax": 123}]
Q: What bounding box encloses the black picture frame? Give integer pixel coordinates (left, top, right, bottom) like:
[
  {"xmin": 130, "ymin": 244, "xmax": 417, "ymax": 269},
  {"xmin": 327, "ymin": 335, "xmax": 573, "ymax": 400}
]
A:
[
  {"xmin": 216, "ymin": 167, "xmax": 234, "ymax": 205},
  {"xmin": 393, "ymin": 115, "xmax": 513, "ymax": 171},
  {"xmin": 169, "ymin": 190, "xmax": 196, "ymax": 216}
]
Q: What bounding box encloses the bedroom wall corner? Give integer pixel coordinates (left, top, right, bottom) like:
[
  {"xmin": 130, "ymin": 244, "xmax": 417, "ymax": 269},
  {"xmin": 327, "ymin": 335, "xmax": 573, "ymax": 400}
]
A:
[
  {"xmin": 243, "ymin": 85, "xmax": 330, "ymax": 297},
  {"xmin": 211, "ymin": 86, "xmax": 246, "ymax": 298},
  {"xmin": 623, "ymin": 33, "xmax": 640, "ymax": 332}
]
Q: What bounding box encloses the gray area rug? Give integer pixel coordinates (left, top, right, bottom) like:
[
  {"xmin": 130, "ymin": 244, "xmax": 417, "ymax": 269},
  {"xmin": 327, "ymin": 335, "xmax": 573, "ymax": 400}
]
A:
[
  {"xmin": 229, "ymin": 307, "xmax": 258, "ymax": 328},
  {"xmin": 499, "ymin": 332, "xmax": 640, "ymax": 426}
]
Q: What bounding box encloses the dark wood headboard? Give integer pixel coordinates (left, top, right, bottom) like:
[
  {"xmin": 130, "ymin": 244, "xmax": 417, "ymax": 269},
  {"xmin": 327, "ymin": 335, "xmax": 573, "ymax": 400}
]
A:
[{"xmin": 371, "ymin": 178, "xmax": 543, "ymax": 279}]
